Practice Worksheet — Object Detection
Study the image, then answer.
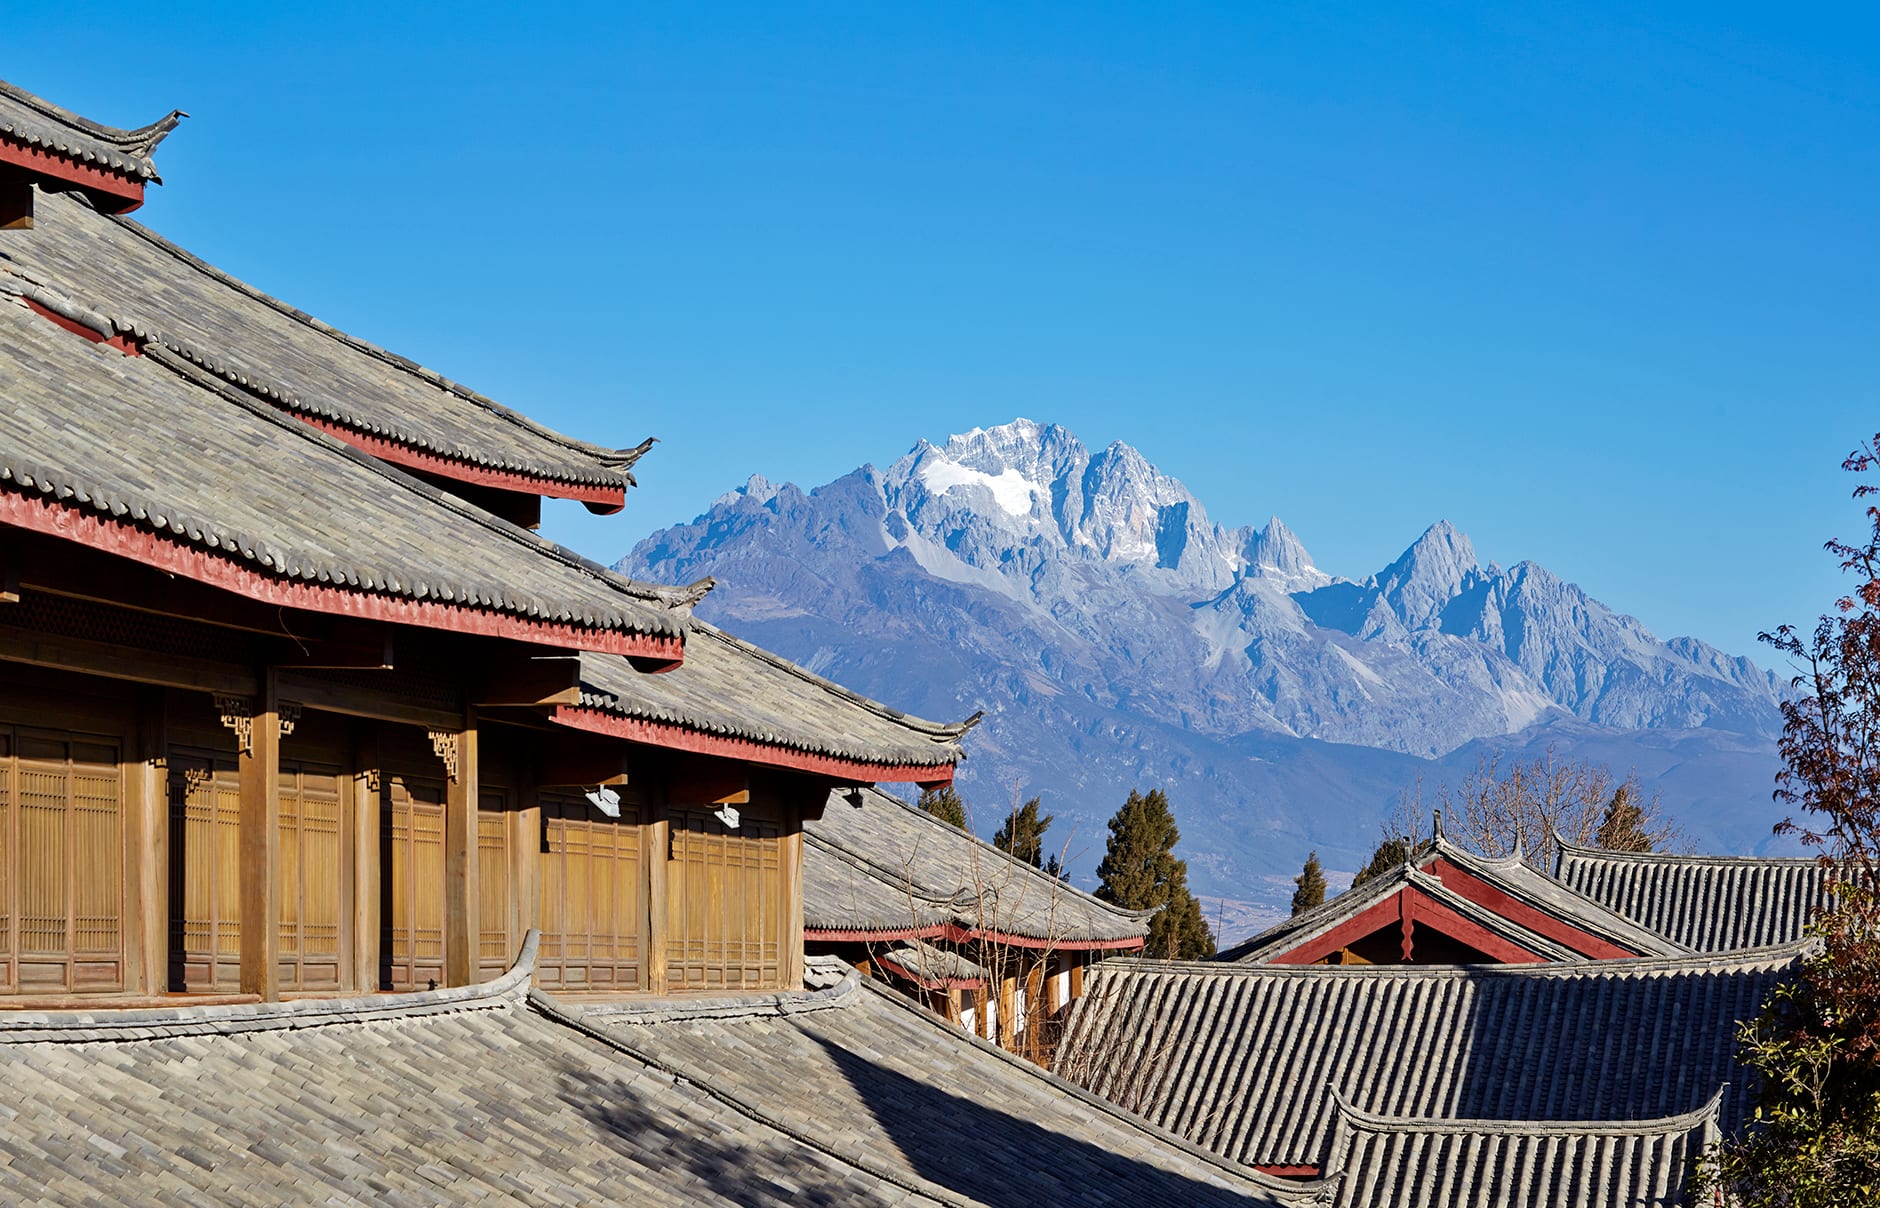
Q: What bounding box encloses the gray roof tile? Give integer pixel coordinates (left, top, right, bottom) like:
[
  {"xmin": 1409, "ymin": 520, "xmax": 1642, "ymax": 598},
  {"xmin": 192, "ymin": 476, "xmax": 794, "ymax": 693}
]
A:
[
  {"xmin": 803, "ymin": 787, "xmax": 1149, "ymax": 943},
  {"xmin": 1053, "ymin": 947, "xmax": 1798, "ymax": 1174},
  {"xmin": 0, "ymin": 298, "xmax": 690, "ymax": 648},
  {"xmin": 0, "ymin": 80, "xmax": 173, "ymax": 183},
  {"xmin": 2, "ymin": 189, "xmax": 643, "ymax": 493},
  {"xmin": 573, "ymin": 633, "xmax": 968, "ymax": 772},
  {"xmin": 1554, "ymin": 840, "xmax": 1831, "ymax": 952}
]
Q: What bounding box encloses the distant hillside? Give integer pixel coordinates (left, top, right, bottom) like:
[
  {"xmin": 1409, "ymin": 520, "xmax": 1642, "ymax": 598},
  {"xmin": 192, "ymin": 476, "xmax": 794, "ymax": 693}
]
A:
[{"xmin": 622, "ymin": 419, "xmax": 1789, "ymax": 931}]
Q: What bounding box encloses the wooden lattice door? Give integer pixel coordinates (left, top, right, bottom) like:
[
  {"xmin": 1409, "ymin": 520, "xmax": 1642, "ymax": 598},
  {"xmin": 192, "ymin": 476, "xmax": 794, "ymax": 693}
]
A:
[
  {"xmin": 170, "ymin": 754, "xmax": 346, "ymax": 992},
  {"xmin": 477, "ymin": 788, "xmax": 512, "ymax": 981},
  {"xmin": 382, "ymin": 775, "xmax": 446, "ymax": 991},
  {"xmin": 537, "ymin": 791, "xmax": 644, "ymax": 991},
  {"xmin": 0, "ymin": 728, "xmax": 125, "ymax": 993},
  {"xmin": 666, "ymin": 807, "xmax": 784, "ymax": 991}
]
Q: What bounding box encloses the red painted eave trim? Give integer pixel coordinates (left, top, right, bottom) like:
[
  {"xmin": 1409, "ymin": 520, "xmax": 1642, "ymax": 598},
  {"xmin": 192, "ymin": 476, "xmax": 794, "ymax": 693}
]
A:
[
  {"xmin": 1424, "ymin": 856, "xmax": 1637, "ymax": 960},
  {"xmin": 877, "ymin": 956, "xmax": 986, "ymax": 991},
  {"xmin": 0, "ymin": 135, "xmax": 145, "ymax": 212},
  {"xmin": 806, "ymin": 925, "xmax": 949, "ymax": 943},
  {"xmin": 549, "ymin": 705, "xmax": 956, "ymax": 784},
  {"xmin": 941, "ymin": 922, "xmax": 1146, "ymax": 952},
  {"xmin": 291, "ymin": 413, "xmax": 627, "ymax": 512},
  {"xmin": 1253, "ymin": 1166, "xmax": 1322, "ymax": 1179},
  {"xmin": 0, "ymin": 491, "xmax": 682, "ymax": 660}
]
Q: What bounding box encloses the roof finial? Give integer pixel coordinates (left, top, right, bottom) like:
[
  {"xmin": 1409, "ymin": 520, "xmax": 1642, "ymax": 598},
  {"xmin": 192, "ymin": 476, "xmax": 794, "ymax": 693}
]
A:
[
  {"xmin": 1431, "ymin": 808, "xmax": 1445, "ymax": 842},
  {"xmin": 124, "ymin": 110, "xmax": 187, "ymax": 157}
]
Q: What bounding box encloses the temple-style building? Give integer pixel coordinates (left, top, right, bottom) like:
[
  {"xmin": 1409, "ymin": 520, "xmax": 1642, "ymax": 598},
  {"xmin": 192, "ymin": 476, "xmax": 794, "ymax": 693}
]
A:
[{"xmin": 0, "ymin": 77, "xmax": 1341, "ymax": 1206}]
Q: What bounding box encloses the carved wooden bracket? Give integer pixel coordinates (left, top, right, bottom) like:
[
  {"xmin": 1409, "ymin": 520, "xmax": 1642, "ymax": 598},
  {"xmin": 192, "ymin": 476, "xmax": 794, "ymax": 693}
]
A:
[
  {"xmin": 214, "ymin": 694, "xmax": 255, "ymax": 756},
  {"xmin": 214, "ymin": 694, "xmax": 301, "ymax": 755},
  {"xmin": 428, "ymin": 729, "xmax": 460, "ymax": 783}
]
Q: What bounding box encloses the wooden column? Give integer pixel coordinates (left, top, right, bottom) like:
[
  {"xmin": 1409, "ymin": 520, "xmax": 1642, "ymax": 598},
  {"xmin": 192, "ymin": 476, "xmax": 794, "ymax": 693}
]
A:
[
  {"xmin": 131, "ymin": 686, "xmax": 167, "ymax": 994},
  {"xmin": 783, "ymin": 800, "xmax": 805, "ymax": 990},
  {"xmin": 511, "ymin": 763, "xmax": 540, "ymax": 962},
  {"xmin": 1070, "ymin": 955, "xmax": 1085, "ymax": 1003},
  {"xmin": 237, "ymin": 671, "xmax": 281, "ymax": 1000},
  {"xmin": 350, "ymin": 723, "xmax": 381, "ymax": 992},
  {"xmin": 441, "ymin": 715, "xmax": 479, "ymax": 988},
  {"xmin": 644, "ymin": 778, "xmax": 670, "ymax": 994},
  {"xmin": 945, "ymin": 987, "xmax": 963, "ymax": 1025},
  {"xmin": 999, "ymin": 969, "xmax": 1017, "ymax": 1052}
]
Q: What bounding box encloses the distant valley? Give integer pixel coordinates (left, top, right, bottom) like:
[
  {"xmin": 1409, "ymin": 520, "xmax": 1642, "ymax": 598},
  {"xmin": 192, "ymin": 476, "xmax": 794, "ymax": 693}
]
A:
[{"xmin": 620, "ymin": 420, "xmax": 1790, "ymax": 936}]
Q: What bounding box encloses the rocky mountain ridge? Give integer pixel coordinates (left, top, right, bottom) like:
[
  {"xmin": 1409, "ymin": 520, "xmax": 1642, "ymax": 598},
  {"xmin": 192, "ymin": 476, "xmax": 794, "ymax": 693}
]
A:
[{"xmin": 623, "ymin": 419, "xmax": 1787, "ymax": 922}]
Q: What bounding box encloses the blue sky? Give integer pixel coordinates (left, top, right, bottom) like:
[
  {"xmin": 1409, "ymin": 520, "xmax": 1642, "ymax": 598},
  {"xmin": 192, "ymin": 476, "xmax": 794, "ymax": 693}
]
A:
[{"xmin": 13, "ymin": 4, "xmax": 1877, "ymax": 662}]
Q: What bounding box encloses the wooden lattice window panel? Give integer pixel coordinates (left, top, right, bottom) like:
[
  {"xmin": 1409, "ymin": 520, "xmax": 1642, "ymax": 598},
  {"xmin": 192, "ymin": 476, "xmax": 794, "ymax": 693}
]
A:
[
  {"xmin": 537, "ymin": 791, "xmax": 644, "ymax": 991},
  {"xmin": 0, "ymin": 727, "xmax": 125, "ymax": 993},
  {"xmin": 170, "ymin": 754, "xmax": 346, "ymax": 992},
  {"xmin": 666, "ymin": 807, "xmax": 783, "ymax": 992},
  {"xmin": 382, "ymin": 775, "xmax": 446, "ymax": 991},
  {"xmin": 477, "ymin": 789, "xmax": 512, "ymax": 981}
]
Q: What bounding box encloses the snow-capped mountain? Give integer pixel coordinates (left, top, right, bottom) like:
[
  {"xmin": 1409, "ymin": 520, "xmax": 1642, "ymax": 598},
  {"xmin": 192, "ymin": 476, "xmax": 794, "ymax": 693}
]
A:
[{"xmin": 622, "ymin": 420, "xmax": 1787, "ymax": 925}]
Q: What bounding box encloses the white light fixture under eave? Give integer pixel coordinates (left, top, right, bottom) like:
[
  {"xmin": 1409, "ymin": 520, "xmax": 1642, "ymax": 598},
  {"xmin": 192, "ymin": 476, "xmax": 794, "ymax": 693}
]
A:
[
  {"xmin": 585, "ymin": 786, "xmax": 621, "ymax": 818},
  {"xmin": 714, "ymin": 803, "xmax": 741, "ymax": 829}
]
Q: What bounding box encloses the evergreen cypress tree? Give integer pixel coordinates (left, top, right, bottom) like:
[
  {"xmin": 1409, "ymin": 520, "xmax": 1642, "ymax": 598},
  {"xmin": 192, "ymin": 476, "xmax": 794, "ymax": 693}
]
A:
[
  {"xmin": 1096, "ymin": 788, "xmax": 1215, "ymax": 959},
  {"xmin": 993, "ymin": 796, "xmax": 1053, "ymax": 867},
  {"xmin": 1291, "ymin": 851, "xmax": 1327, "ymax": 915},
  {"xmin": 1346, "ymin": 841, "xmax": 1413, "ymax": 886},
  {"xmin": 1595, "ymin": 783, "xmax": 1654, "ymax": 853},
  {"xmin": 918, "ymin": 786, "xmax": 968, "ymax": 829}
]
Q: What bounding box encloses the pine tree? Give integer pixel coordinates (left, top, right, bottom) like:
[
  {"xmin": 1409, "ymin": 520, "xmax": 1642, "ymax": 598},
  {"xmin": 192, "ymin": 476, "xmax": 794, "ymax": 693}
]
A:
[
  {"xmin": 1291, "ymin": 851, "xmax": 1327, "ymax": 915},
  {"xmin": 1349, "ymin": 836, "xmax": 1417, "ymax": 889},
  {"xmin": 1097, "ymin": 788, "xmax": 1215, "ymax": 959},
  {"xmin": 1594, "ymin": 782, "xmax": 1655, "ymax": 853},
  {"xmin": 993, "ymin": 796, "xmax": 1054, "ymax": 868},
  {"xmin": 918, "ymin": 786, "xmax": 967, "ymax": 829}
]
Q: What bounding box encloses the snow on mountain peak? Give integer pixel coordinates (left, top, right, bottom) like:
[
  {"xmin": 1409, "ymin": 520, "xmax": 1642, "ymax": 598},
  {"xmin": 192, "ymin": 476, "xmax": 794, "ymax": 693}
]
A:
[{"xmin": 915, "ymin": 456, "xmax": 1040, "ymax": 517}]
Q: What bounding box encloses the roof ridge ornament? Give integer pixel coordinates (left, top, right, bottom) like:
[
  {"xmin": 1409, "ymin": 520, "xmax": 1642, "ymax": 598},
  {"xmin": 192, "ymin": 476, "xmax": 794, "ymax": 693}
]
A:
[{"xmin": 120, "ymin": 109, "xmax": 187, "ymax": 158}]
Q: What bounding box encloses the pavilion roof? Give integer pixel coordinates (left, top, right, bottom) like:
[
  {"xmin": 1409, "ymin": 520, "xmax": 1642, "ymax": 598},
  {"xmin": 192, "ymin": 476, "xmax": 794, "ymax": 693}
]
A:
[
  {"xmin": 0, "ymin": 292, "xmax": 688, "ymax": 658},
  {"xmin": 1222, "ymin": 836, "xmax": 1687, "ymax": 964},
  {"xmin": 2, "ymin": 189, "xmax": 646, "ymax": 506},
  {"xmin": 802, "ymin": 786, "xmax": 1150, "ymax": 947},
  {"xmin": 1554, "ymin": 838, "xmax": 1831, "ymax": 952},
  {"xmin": 0, "ymin": 940, "xmax": 1314, "ymax": 1206},
  {"xmin": 561, "ymin": 632, "xmax": 970, "ymax": 781},
  {"xmin": 1053, "ymin": 945, "xmax": 1800, "ymax": 1177},
  {"xmin": 1318, "ymin": 1091, "xmax": 1722, "ymax": 1208}
]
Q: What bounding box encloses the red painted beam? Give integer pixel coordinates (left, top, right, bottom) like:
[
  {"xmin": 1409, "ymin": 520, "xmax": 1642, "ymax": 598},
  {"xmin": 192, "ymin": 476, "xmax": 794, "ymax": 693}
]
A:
[
  {"xmin": 549, "ymin": 704, "xmax": 957, "ymax": 785},
  {"xmin": 1253, "ymin": 1166, "xmax": 1322, "ymax": 1179},
  {"xmin": 1271, "ymin": 895, "xmax": 1405, "ymax": 965},
  {"xmin": 1425, "ymin": 857, "xmax": 1637, "ymax": 960},
  {"xmin": 0, "ymin": 135, "xmax": 145, "ymax": 212},
  {"xmin": 290, "ymin": 413, "xmax": 627, "ymax": 513},
  {"xmin": 0, "ymin": 490, "xmax": 683, "ymax": 660}
]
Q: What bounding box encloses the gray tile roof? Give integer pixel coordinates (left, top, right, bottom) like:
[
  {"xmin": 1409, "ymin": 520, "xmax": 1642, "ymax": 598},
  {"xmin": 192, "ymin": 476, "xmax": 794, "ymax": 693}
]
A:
[
  {"xmin": 1052, "ymin": 946, "xmax": 1799, "ymax": 1174},
  {"xmin": 1554, "ymin": 839, "xmax": 1832, "ymax": 952},
  {"xmin": 802, "ymin": 786, "xmax": 1151, "ymax": 944},
  {"xmin": 1222, "ymin": 838, "xmax": 1687, "ymax": 964},
  {"xmin": 877, "ymin": 939, "xmax": 990, "ymax": 987},
  {"xmin": 2, "ymin": 189, "xmax": 646, "ymax": 493},
  {"xmin": 0, "ymin": 937, "xmax": 1316, "ymax": 1206},
  {"xmin": 558, "ymin": 957, "xmax": 1319, "ymax": 1206},
  {"xmin": 1321, "ymin": 1091, "xmax": 1722, "ymax": 1208},
  {"xmin": 0, "ymin": 79, "xmax": 176, "ymax": 182},
  {"xmin": 0, "ymin": 296, "xmax": 691, "ymax": 646},
  {"xmin": 572, "ymin": 628, "xmax": 970, "ymax": 772}
]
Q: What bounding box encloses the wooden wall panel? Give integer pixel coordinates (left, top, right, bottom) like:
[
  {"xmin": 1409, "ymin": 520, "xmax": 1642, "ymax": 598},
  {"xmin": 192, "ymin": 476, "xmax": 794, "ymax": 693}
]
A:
[
  {"xmin": 382, "ymin": 775, "xmax": 446, "ymax": 991},
  {"xmin": 537, "ymin": 791, "xmax": 644, "ymax": 991},
  {"xmin": 0, "ymin": 727, "xmax": 126, "ymax": 993},
  {"xmin": 665, "ymin": 806, "xmax": 784, "ymax": 992},
  {"xmin": 477, "ymin": 788, "xmax": 511, "ymax": 981},
  {"xmin": 169, "ymin": 755, "xmax": 346, "ymax": 993}
]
